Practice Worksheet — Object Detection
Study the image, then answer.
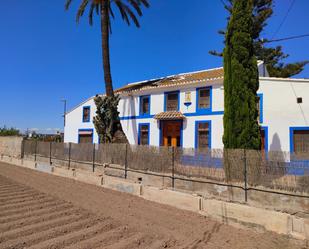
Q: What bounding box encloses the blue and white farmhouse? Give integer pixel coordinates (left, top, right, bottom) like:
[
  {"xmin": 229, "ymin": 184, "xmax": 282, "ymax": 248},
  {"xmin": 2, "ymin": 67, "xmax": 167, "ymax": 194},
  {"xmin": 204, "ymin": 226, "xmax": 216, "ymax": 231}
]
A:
[{"xmin": 64, "ymin": 63, "xmax": 309, "ymax": 154}]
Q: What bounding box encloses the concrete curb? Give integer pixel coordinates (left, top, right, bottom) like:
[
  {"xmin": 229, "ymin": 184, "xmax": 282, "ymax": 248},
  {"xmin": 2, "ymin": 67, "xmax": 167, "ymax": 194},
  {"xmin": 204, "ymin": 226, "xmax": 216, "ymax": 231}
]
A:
[
  {"xmin": 142, "ymin": 186, "xmax": 202, "ymax": 212},
  {"xmin": 103, "ymin": 175, "xmax": 142, "ymax": 195},
  {"xmin": 202, "ymin": 198, "xmax": 291, "ymax": 234},
  {"xmin": 1, "ymin": 158, "xmax": 308, "ymax": 241}
]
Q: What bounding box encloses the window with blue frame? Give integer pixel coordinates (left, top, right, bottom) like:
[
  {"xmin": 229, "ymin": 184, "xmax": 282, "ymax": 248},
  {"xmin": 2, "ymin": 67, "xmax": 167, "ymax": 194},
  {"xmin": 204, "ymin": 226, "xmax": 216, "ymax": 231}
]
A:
[
  {"xmin": 82, "ymin": 106, "xmax": 90, "ymax": 122},
  {"xmin": 138, "ymin": 124, "xmax": 150, "ymax": 145},
  {"xmin": 289, "ymin": 127, "xmax": 309, "ymax": 174},
  {"xmin": 197, "ymin": 87, "xmax": 211, "ymax": 111},
  {"xmin": 195, "ymin": 121, "xmax": 211, "ymax": 149},
  {"xmin": 292, "ymin": 129, "xmax": 309, "ymax": 154},
  {"xmin": 78, "ymin": 129, "xmax": 93, "ymax": 143},
  {"xmin": 139, "ymin": 95, "xmax": 150, "ymax": 116},
  {"xmin": 165, "ymin": 92, "xmax": 179, "ymax": 111}
]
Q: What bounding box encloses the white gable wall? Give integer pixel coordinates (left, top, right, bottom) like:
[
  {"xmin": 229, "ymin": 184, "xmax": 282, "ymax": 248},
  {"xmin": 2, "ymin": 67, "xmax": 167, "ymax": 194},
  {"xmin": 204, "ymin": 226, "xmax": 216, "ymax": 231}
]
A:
[{"xmin": 64, "ymin": 98, "xmax": 99, "ymax": 144}]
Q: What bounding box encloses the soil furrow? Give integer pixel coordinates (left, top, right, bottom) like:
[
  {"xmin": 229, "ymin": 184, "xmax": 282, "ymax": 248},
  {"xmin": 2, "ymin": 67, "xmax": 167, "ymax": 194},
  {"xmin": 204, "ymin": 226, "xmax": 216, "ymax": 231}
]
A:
[
  {"xmin": 0, "ymin": 191, "xmax": 38, "ymax": 199},
  {"xmin": 0, "ymin": 197, "xmax": 56, "ymax": 212},
  {"xmin": 0, "ymin": 179, "xmax": 19, "ymax": 186},
  {"xmin": 0, "ymin": 186, "xmax": 26, "ymax": 194},
  {"xmin": 102, "ymin": 232, "xmax": 146, "ymax": 249},
  {"xmin": 0, "ymin": 202, "xmax": 73, "ymax": 225},
  {"xmin": 29, "ymin": 218, "xmax": 116, "ymax": 249},
  {"xmin": 88, "ymin": 228, "xmax": 149, "ymax": 249},
  {"xmin": 141, "ymin": 238, "xmax": 171, "ymax": 249},
  {"xmin": 0, "ymin": 187, "xmax": 37, "ymax": 196},
  {"xmin": 0, "ymin": 200, "xmax": 59, "ymax": 217},
  {"xmin": 0, "ymin": 180, "xmax": 19, "ymax": 185},
  {"xmin": 0, "ymin": 207, "xmax": 79, "ymax": 233},
  {"xmin": 0, "ymin": 213, "xmax": 85, "ymax": 243},
  {"xmin": 0, "ymin": 185, "xmax": 31, "ymax": 193},
  {"xmin": 0, "ymin": 216, "xmax": 103, "ymax": 249},
  {"xmin": 0, "ymin": 194, "xmax": 47, "ymax": 207},
  {"xmin": 0, "ymin": 194, "xmax": 44, "ymax": 206},
  {"xmin": 0, "ymin": 199, "xmax": 65, "ymax": 218},
  {"xmin": 0, "ymin": 186, "xmax": 33, "ymax": 196},
  {"xmin": 62, "ymin": 226, "xmax": 128, "ymax": 249},
  {"xmin": 0, "ymin": 191, "xmax": 42, "ymax": 202},
  {"xmin": 0, "ymin": 178, "xmax": 26, "ymax": 188}
]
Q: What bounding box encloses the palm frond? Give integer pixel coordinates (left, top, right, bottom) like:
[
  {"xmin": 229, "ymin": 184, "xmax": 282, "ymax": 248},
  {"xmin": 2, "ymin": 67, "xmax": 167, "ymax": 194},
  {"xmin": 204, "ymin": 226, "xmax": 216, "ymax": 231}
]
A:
[
  {"xmin": 129, "ymin": 0, "xmax": 150, "ymax": 11},
  {"xmin": 114, "ymin": 0, "xmax": 149, "ymax": 27},
  {"xmin": 66, "ymin": 0, "xmax": 149, "ymax": 28},
  {"xmin": 138, "ymin": 0, "xmax": 150, "ymax": 8},
  {"xmin": 76, "ymin": 0, "xmax": 89, "ymax": 23},
  {"xmin": 88, "ymin": 2, "xmax": 100, "ymax": 26},
  {"xmin": 65, "ymin": 0, "xmax": 74, "ymax": 10},
  {"xmin": 121, "ymin": 3, "xmax": 140, "ymax": 27},
  {"xmin": 114, "ymin": 1, "xmax": 131, "ymax": 25},
  {"xmin": 89, "ymin": 2, "xmax": 96, "ymax": 26},
  {"xmin": 109, "ymin": 2, "xmax": 115, "ymax": 19},
  {"xmin": 127, "ymin": 0, "xmax": 143, "ymax": 16}
]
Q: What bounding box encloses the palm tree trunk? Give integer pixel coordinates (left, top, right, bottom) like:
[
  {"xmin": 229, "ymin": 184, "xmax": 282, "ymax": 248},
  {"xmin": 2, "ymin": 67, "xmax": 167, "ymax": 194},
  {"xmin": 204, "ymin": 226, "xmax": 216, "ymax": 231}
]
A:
[
  {"xmin": 101, "ymin": 1, "xmax": 114, "ymax": 97},
  {"xmin": 99, "ymin": 1, "xmax": 128, "ymax": 144}
]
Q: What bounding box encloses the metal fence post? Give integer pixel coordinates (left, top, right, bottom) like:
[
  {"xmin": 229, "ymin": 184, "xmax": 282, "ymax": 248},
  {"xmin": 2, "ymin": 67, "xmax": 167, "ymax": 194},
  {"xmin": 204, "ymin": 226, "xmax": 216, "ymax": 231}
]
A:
[
  {"xmin": 124, "ymin": 144, "xmax": 128, "ymax": 179},
  {"xmin": 21, "ymin": 139, "xmax": 25, "ymax": 159},
  {"xmin": 49, "ymin": 142, "xmax": 52, "ymax": 165},
  {"xmin": 244, "ymin": 149, "xmax": 248, "ymax": 202},
  {"xmin": 224, "ymin": 149, "xmax": 230, "ymax": 182},
  {"xmin": 68, "ymin": 142, "xmax": 71, "ymax": 169},
  {"xmin": 92, "ymin": 143, "xmax": 96, "ymax": 172},
  {"xmin": 34, "ymin": 140, "xmax": 38, "ymax": 162},
  {"xmin": 172, "ymin": 146, "xmax": 175, "ymax": 189}
]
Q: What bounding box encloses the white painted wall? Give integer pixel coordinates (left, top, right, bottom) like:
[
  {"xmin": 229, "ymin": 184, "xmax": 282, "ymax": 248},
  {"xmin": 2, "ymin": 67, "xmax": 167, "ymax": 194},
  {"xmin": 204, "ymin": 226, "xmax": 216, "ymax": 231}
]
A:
[
  {"xmin": 64, "ymin": 97, "xmax": 99, "ymax": 144},
  {"xmin": 182, "ymin": 115, "xmax": 224, "ymax": 149},
  {"xmin": 259, "ymin": 78, "xmax": 309, "ymax": 152},
  {"xmin": 64, "ymin": 77, "xmax": 309, "ymax": 153},
  {"xmin": 212, "ymin": 85, "xmax": 225, "ymax": 112}
]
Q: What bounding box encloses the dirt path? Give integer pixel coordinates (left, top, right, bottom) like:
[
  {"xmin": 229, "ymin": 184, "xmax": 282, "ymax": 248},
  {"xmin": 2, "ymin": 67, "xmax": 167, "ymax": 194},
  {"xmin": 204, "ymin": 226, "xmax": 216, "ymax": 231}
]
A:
[{"xmin": 0, "ymin": 162, "xmax": 306, "ymax": 249}]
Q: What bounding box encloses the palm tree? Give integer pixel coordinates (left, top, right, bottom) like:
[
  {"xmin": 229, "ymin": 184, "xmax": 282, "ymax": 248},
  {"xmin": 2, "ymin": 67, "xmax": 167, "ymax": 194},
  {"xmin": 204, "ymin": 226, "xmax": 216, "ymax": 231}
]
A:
[
  {"xmin": 65, "ymin": 0, "xmax": 149, "ymax": 143},
  {"xmin": 65, "ymin": 0, "xmax": 149, "ymax": 97}
]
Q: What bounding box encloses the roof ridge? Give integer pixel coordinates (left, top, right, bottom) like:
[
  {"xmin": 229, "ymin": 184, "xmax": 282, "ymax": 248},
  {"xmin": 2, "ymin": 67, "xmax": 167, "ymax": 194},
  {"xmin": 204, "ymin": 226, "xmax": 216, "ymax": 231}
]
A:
[
  {"xmin": 125, "ymin": 66, "xmax": 223, "ymax": 86},
  {"xmin": 174, "ymin": 66, "xmax": 223, "ymax": 77}
]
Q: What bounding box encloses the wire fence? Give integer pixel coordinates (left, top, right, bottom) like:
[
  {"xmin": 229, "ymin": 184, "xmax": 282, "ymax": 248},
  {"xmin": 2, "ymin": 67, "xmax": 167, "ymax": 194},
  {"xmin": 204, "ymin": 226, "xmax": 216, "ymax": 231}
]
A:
[{"xmin": 21, "ymin": 140, "xmax": 309, "ymax": 200}]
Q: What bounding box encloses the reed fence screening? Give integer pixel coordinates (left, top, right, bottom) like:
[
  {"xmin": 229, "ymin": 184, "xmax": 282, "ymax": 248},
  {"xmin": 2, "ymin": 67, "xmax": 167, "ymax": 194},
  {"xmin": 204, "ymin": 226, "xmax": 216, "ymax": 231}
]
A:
[{"xmin": 21, "ymin": 140, "xmax": 309, "ymax": 200}]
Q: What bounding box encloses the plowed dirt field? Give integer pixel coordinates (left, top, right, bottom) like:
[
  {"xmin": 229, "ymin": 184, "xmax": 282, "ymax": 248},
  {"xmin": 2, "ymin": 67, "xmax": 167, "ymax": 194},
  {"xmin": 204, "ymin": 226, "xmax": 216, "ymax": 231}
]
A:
[{"xmin": 0, "ymin": 162, "xmax": 306, "ymax": 249}]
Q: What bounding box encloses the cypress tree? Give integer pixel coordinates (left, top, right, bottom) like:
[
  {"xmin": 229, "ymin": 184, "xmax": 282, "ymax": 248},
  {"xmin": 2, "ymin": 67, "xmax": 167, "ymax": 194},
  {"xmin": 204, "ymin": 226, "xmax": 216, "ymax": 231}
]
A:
[{"xmin": 223, "ymin": 0, "xmax": 261, "ymax": 150}]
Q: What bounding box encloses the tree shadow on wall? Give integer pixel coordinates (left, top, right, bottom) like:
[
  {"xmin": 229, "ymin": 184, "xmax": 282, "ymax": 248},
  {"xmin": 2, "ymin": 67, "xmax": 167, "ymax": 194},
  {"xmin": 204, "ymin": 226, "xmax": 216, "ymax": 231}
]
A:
[
  {"xmin": 267, "ymin": 133, "xmax": 287, "ymax": 189},
  {"xmin": 121, "ymin": 97, "xmax": 138, "ymax": 144}
]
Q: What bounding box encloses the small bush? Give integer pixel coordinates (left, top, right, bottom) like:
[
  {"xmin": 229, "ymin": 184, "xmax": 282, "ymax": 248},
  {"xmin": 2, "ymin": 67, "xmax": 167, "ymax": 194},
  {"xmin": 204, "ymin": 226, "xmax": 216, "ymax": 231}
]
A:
[{"xmin": 0, "ymin": 126, "xmax": 20, "ymax": 136}]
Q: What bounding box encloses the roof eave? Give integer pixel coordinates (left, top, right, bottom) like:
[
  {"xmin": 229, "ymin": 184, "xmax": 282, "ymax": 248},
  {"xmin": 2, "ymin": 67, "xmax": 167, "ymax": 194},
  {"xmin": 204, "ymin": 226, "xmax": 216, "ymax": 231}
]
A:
[{"xmin": 118, "ymin": 77, "xmax": 224, "ymax": 96}]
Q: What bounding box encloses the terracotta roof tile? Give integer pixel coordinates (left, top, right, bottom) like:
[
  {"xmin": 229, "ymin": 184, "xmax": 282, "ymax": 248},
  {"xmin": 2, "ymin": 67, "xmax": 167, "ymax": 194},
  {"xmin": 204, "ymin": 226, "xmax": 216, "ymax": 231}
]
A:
[
  {"xmin": 154, "ymin": 111, "xmax": 186, "ymax": 120},
  {"xmin": 115, "ymin": 68, "xmax": 223, "ymax": 94}
]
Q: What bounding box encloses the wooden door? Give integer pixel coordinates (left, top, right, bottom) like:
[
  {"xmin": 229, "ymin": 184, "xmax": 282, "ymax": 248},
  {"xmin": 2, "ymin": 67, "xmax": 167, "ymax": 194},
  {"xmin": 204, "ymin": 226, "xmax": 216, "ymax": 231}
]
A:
[
  {"xmin": 162, "ymin": 121, "xmax": 181, "ymax": 147},
  {"xmin": 260, "ymin": 128, "xmax": 267, "ymax": 159},
  {"xmin": 79, "ymin": 134, "xmax": 92, "ymax": 144},
  {"xmin": 261, "ymin": 129, "xmax": 265, "ymax": 151}
]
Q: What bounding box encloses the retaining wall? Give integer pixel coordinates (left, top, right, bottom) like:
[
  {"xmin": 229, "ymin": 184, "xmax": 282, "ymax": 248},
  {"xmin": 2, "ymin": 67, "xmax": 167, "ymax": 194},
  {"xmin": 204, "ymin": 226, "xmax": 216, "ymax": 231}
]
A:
[
  {"xmin": 99, "ymin": 165, "xmax": 309, "ymax": 215},
  {"xmin": 29, "ymin": 155, "xmax": 309, "ymax": 215},
  {"xmin": 0, "ymin": 136, "xmax": 23, "ymax": 158},
  {"xmin": 3, "ymin": 152, "xmax": 309, "ymax": 215}
]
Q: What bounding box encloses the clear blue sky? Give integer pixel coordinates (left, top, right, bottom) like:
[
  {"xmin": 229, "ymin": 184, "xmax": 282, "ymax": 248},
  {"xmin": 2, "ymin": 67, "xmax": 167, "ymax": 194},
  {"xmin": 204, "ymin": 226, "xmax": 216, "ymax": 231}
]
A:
[{"xmin": 0, "ymin": 0, "xmax": 308, "ymax": 133}]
